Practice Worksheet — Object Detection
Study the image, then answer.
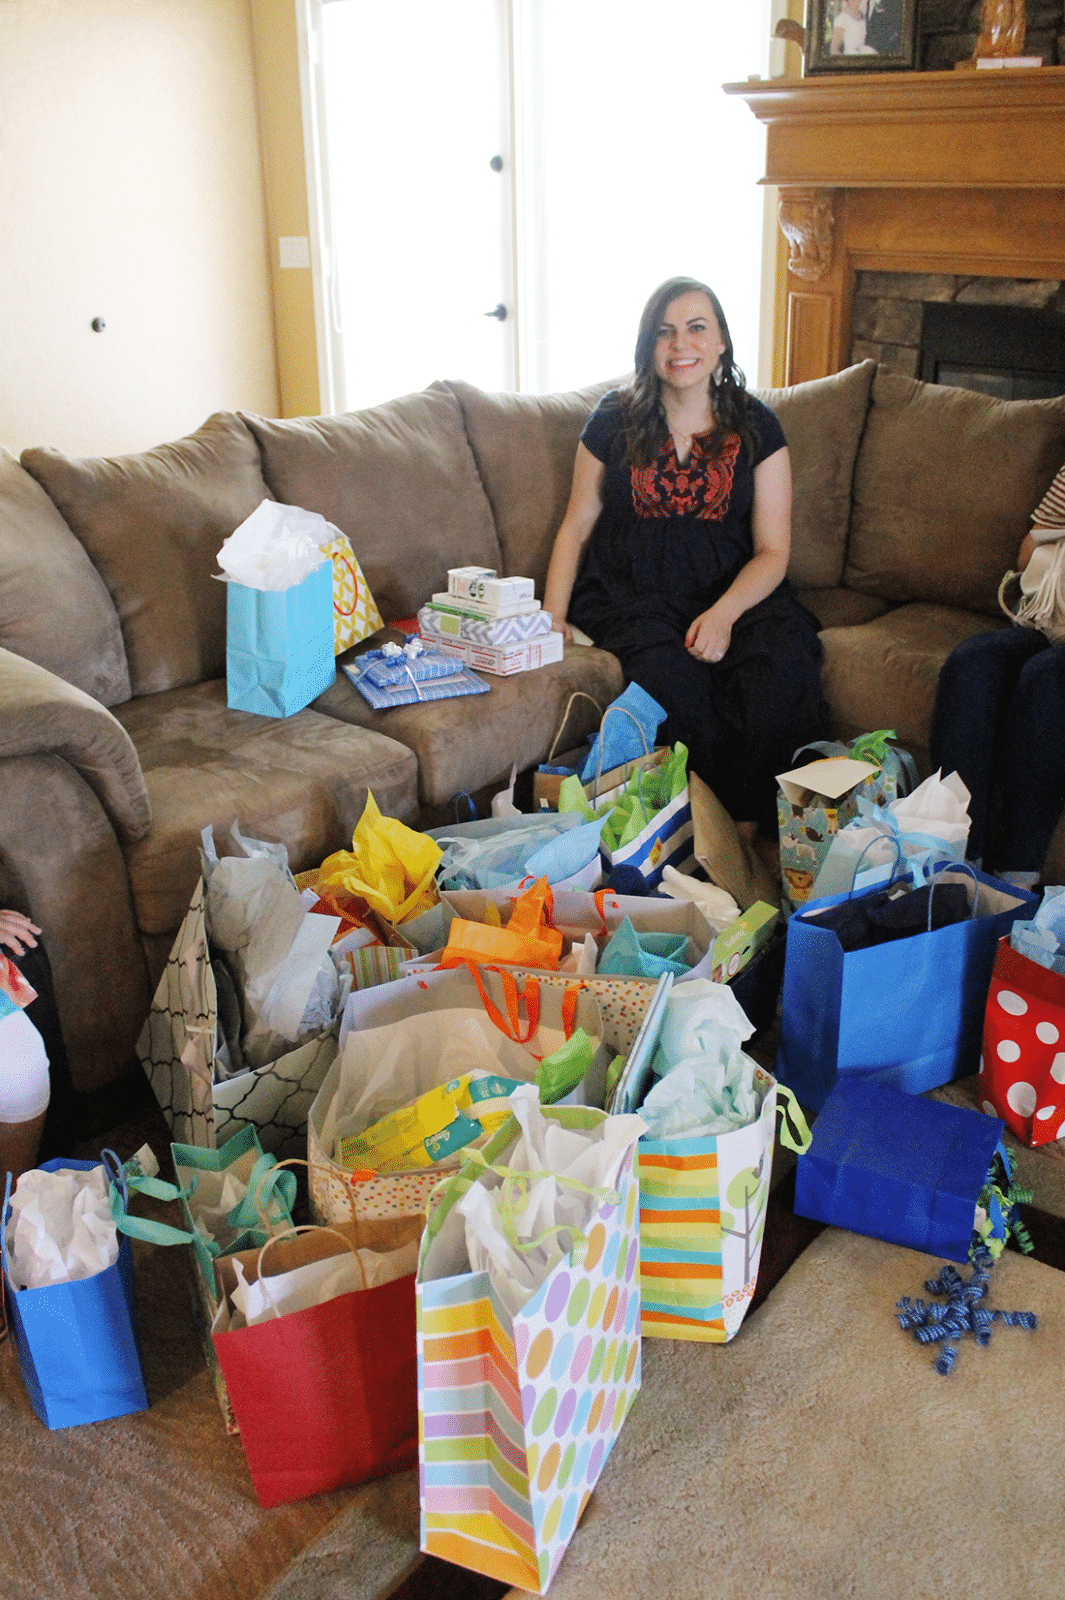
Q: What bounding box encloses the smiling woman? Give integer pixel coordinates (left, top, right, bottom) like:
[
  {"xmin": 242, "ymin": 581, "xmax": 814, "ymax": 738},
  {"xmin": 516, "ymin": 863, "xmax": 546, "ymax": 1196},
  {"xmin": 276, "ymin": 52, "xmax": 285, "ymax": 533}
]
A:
[{"xmin": 542, "ymin": 275, "xmax": 830, "ymax": 847}]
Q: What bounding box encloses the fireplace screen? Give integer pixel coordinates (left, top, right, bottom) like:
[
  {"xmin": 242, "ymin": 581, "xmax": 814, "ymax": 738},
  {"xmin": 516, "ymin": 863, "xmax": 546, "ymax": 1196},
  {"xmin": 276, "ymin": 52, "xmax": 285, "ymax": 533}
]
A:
[{"xmin": 919, "ymin": 303, "xmax": 1065, "ymax": 400}]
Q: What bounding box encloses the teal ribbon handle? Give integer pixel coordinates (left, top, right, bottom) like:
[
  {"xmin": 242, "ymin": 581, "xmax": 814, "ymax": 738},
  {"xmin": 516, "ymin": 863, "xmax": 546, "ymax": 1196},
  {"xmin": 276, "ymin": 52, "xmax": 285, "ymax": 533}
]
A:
[{"xmin": 102, "ymin": 1149, "xmax": 196, "ymax": 1247}]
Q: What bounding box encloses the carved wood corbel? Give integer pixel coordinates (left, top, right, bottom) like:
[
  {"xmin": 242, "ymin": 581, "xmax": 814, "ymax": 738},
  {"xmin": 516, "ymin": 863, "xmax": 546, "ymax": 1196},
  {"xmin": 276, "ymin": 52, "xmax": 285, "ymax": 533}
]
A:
[{"xmin": 778, "ymin": 188, "xmax": 836, "ymax": 283}]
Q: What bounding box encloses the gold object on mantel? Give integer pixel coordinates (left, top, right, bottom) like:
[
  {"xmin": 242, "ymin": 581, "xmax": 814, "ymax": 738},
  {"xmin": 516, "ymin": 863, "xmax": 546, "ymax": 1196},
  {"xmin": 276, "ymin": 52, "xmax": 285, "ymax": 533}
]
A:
[
  {"xmin": 724, "ymin": 67, "xmax": 1065, "ymax": 386},
  {"xmin": 974, "ymin": 0, "xmax": 1026, "ymax": 61}
]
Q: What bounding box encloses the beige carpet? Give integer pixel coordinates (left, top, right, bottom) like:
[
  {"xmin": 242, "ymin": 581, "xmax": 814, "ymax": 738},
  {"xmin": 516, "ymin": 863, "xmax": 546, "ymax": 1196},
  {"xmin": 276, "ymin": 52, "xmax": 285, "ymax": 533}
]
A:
[{"xmin": 506, "ymin": 1228, "xmax": 1065, "ymax": 1600}]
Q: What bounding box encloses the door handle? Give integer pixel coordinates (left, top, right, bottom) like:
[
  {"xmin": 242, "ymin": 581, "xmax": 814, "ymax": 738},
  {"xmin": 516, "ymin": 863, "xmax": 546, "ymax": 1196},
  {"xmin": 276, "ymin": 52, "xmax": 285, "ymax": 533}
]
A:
[{"xmin": 484, "ymin": 303, "xmax": 507, "ymax": 322}]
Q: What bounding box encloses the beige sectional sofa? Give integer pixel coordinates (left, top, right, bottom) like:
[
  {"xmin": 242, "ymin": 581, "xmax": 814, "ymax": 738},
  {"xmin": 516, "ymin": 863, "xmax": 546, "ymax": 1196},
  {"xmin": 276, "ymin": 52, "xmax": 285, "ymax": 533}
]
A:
[{"xmin": 2, "ymin": 361, "xmax": 1063, "ymax": 1109}]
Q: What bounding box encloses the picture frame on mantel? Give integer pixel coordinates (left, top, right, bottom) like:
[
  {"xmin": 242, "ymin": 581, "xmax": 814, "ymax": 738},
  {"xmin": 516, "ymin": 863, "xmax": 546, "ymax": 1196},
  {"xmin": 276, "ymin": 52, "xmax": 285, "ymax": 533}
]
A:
[{"xmin": 805, "ymin": 0, "xmax": 918, "ymax": 74}]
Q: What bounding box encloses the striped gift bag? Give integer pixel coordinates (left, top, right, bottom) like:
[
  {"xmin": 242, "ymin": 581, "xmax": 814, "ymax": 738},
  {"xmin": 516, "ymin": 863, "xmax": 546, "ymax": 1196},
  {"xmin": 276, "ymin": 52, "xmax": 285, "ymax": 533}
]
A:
[
  {"xmin": 416, "ymin": 1107, "xmax": 642, "ymax": 1595},
  {"xmin": 638, "ymin": 1069, "xmax": 787, "ymax": 1343}
]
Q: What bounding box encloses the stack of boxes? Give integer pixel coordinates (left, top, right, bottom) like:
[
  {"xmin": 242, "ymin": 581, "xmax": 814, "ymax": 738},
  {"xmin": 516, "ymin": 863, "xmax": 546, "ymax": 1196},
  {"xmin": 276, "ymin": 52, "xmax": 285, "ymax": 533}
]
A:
[{"xmin": 417, "ymin": 567, "xmax": 564, "ymax": 676}]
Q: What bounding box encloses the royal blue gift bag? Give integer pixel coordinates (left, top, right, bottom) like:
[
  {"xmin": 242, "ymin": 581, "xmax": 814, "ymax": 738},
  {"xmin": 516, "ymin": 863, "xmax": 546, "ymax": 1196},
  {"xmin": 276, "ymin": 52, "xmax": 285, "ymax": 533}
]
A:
[
  {"xmin": 226, "ymin": 561, "xmax": 336, "ymax": 717},
  {"xmin": 776, "ymin": 863, "xmax": 1037, "ymax": 1113},
  {"xmin": 2, "ymin": 1152, "xmax": 190, "ymax": 1429},
  {"xmin": 794, "ymin": 1078, "xmax": 1007, "ymax": 1263}
]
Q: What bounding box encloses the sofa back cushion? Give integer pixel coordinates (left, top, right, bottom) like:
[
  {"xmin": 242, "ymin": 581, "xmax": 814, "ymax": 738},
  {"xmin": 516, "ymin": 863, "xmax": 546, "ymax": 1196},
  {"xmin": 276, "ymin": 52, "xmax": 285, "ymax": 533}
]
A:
[
  {"xmin": 439, "ymin": 377, "xmax": 619, "ymax": 597},
  {"xmin": 0, "ymin": 448, "xmax": 131, "ymax": 706},
  {"xmin": 21, "ymin": 414, "xmax": 271, "ymax": 698},
  {"xmin": 243, "ymin": 388, "xmax": 501, "ymax": 623},
  {"xmin": 754, "ymin": 360, "xmax": 875, "ymax": 591},
  {"xmin": 845, "ymin": 371, "xmax": 1065, "ymax": 616}
]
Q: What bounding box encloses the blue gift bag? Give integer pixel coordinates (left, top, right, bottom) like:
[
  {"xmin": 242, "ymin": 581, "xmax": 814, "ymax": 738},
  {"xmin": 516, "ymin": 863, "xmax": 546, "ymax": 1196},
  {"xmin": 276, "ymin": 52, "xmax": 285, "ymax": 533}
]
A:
[
  {"xmin": 794, "ymin": 1077, "xmax": 1007, "ymax": 1263},
  {"xmin": 2, "ymin": 1158, "xmax": 150, "ymax": 1429},
  {"xmin": 776, "ymin": 863, "xmax": 1037, "ymax": 1113},
  {"xmin": 226, "ymin": 561, "xmax": 335, "ymax": 717}
]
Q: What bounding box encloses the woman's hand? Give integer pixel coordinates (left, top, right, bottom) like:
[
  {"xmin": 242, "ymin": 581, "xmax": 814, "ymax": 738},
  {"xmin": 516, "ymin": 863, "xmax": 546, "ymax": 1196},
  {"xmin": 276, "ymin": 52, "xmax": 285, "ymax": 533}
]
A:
[
  {"xmin": 685, "ymin": 605, "xmax": 733, "ymax": 663},
  {"xmin": 0, "ymin": 911, "xmax": 41, "ymax": 957}
]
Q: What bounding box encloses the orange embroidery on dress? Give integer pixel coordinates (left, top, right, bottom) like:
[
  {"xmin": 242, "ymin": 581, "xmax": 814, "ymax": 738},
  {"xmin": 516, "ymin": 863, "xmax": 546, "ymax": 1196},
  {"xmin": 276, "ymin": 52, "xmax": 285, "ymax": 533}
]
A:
[{"xmin": 632, "ymin": 431, "xmax": 741, "ymax": 520}]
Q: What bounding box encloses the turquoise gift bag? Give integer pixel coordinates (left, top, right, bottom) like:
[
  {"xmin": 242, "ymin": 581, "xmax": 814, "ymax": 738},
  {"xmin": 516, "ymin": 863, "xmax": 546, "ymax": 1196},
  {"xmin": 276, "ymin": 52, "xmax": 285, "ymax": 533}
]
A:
[{"xmin": 226, "ymin": 561, "xmax": 335, "ymax": 717}]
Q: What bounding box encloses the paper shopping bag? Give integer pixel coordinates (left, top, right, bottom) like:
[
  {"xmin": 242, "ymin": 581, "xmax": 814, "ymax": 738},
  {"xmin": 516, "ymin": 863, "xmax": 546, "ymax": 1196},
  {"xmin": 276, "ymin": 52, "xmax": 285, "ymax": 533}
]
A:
[
  {"xmin": 981, "ymin": 935, "xmax": 1065, "ymax": 1146},
  {"xmin": 170, "ymin": 1128, "xmax": 298, "ymax": 1432},
  {"xmin": 308, "ymin": 965, "xmax": 607, "ymax": 1226},
  {"xmin": 1, "ymin": 1151, "xmax": 193, "ymax": 1429},
  {"xmin": 608, "ymin": 974, "xmax": 810, "ymax": 1342},
  {"xmin": 2, "ymin": 1159, "xmax": 146, "ymax": 1428},
  {"xmin": 416, "ymin": 1104, "xmax": 643, "ymax": 1594},
  {"xmin": 776, "ymin": 865, "xmax": 1038, "ymax": 1113},
  {"xmin": 212, "ymin": 1213, "xmax": 423, "ymax": 1506},
  {"xmin": 321, "ymin": 532, "xmax": 383, "ymax": 655},
  {"xmin": 226, "ymin": 560, "xmax": 336, "ymax": 717},
  {"xmin": 598, "ymin": 746, "xmax": 694, "ymax": 890},
  {"xmin": 794, "ymin": 1077, "xmax": 1007, "ymax": 1262},
  {"xmin": 136, "ymin": 878, "xmax": 338, "ymax": 1161}
]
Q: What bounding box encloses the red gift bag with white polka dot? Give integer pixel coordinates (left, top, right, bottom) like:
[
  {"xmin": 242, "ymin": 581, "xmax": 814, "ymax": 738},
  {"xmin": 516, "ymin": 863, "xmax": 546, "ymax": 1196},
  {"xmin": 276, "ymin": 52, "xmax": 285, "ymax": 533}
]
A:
[{"xmin": 980, "ymin": 935, "xmax": 1065, "ymax": 1146}]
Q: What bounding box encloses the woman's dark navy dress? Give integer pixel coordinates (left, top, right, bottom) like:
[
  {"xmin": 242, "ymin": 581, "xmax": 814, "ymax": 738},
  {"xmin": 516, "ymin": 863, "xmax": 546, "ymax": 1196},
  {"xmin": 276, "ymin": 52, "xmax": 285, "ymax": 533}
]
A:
[{"xmin": 568, "ymin": 390, "xmax": 829, "ymax": 830}]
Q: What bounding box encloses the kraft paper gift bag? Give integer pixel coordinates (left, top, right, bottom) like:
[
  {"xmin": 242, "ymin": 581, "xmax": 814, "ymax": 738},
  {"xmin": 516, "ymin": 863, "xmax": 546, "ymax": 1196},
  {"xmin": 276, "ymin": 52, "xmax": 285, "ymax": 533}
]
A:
[
  {"xmin": 610, "ymin": 974, "xmax": 810, "ymax": 1342},
  {"xmin": 137, "ymin": 878, "xmax": 339, "ymax": 1162},
  {"xmin": 416, "ymin": 1090, "xmax": 645, "ymax": 1595},
  {"xmin": 794, "ymin": 1077, "xmax": 1008, "ymax": 1263},
  {"xmin": 308, "ymin": 965, "xmax": 607, "ymax": 1226},
  {"xmin": 775, "ymin": 864, "xmax": 1038, "ymax": 1114},
  {"xmin": 980, "ymin": 933, "xmax": 1065, "ymax": 1147},
  {"xmin": 212, "ymin": 1211, "xmax": 423, "ymax": 1507}
]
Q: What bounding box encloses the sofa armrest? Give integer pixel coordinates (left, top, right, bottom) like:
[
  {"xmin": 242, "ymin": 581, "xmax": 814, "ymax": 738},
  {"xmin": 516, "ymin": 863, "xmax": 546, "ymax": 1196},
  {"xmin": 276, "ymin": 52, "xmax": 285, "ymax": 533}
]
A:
[{"xmin": 0, "ymin": 648, "xmax": 151, "ymax": 844}]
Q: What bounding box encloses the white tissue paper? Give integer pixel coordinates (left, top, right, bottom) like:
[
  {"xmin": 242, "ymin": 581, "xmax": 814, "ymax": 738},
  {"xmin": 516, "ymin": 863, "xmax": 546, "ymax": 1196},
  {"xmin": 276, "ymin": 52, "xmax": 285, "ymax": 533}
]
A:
[
  {"xmin": 229, "ymin": 1236, "xmax": 421, "ymax": 1325},
  {"xmin": 656, "ymin": 865, "xmax": 741, "ymax": 932},
  {"xmin": 216, "ymin": 499, "xmax": 332, "ymax": 591},
  {"xmin": 636, "ymin": 978, "xmax": 762, "ymax": 1141},
  {"xmin": 5, "ymin": 1165, "xmax": 119, "ymax": 1290},
  {"xmin": 201, "ymin": 824, "xmax": 344, "ymax": 1069},
  {"xmin": 457, "ymin": 1084, "xmax": 646, "ymax": 1318}
]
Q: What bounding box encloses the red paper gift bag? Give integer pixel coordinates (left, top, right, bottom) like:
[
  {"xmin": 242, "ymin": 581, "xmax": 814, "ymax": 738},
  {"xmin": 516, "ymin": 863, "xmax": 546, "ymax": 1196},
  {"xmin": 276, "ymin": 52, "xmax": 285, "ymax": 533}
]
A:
[
  {"xmin": 211, "ymin": 1216, "xmax": 422, "ymax": 1507},
  {"xmin": 980, "ymin": 935, "xmax": 1065, "ymax": 1147}
]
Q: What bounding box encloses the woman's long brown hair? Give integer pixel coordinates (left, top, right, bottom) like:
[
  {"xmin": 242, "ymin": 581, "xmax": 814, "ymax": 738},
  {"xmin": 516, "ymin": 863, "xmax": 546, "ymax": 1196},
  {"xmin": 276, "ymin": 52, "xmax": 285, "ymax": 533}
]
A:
[{"xmin": 620, "ymin": 276, "xmax": 755, "ymax": 469}]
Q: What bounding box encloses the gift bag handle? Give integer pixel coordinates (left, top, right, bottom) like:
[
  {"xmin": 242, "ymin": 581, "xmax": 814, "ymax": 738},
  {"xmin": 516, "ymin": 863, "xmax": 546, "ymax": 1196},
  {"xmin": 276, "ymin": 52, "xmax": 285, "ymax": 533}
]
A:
[
  {"xmin": 774, "ymin": 1085, "xmax": 812, "ymax": 1154},
  {"xmin": 253, "ymin": 1222, "xmax": 368, "ymax": 1315},
  {"xmin": 472, "ymin": 964, "xmax": 540, "ymax": 1042},
  {"xmin": 924, "ymin": 861, "xmax": 982, "ymax": 932},
  {"xmin": 101, "ymin": 1148, "xmax": 197, "ymax": 1247},
  {"xmin": 591, "ymin": 705, "xmax": 653, "ymax": 804},
  {"xmin": 547, "ymin": 691, "xmax": 605, "ymax": 764}
]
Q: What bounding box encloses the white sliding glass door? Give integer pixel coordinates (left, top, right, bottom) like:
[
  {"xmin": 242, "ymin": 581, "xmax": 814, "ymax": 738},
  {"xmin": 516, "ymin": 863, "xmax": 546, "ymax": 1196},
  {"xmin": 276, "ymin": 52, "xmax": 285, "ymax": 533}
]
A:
[{"xmin": 315, "ymin": 1, "xmax": 770, "ymax": 410}]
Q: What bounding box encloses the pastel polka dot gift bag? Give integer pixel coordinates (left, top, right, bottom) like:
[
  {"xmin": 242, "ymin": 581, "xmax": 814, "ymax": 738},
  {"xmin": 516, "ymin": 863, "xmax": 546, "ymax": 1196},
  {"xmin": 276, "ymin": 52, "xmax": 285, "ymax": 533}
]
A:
[
  {"xmin": 416, "ymin": 1088, "xmax": 645, "ymax": 1595},
  {"xmin": 981, "ymin": 890, "xmax": 1065, "ymax": 1146}
]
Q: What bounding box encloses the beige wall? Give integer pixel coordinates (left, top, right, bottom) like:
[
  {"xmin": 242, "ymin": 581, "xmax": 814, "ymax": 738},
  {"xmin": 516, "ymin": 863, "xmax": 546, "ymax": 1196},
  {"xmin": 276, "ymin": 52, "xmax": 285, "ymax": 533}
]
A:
[{"xmin": 0, "ymin": 0, "xmax": 281, "ymax": 457}]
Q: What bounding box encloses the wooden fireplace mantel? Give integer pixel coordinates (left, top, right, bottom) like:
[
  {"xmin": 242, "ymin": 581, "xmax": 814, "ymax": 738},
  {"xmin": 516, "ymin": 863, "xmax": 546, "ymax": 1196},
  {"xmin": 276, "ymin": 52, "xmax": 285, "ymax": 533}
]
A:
[{"xmin": 725, "ymin": 67, "xmax": 1065, "ymax": 383}]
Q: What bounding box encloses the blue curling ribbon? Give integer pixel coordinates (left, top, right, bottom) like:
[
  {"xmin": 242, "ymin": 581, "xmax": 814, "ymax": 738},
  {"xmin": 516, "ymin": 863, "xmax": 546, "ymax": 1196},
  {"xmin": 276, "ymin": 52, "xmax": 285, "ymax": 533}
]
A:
[{"xmin": 895, "ymin": 1247, "xmax": 1037, "ymax": 1374}]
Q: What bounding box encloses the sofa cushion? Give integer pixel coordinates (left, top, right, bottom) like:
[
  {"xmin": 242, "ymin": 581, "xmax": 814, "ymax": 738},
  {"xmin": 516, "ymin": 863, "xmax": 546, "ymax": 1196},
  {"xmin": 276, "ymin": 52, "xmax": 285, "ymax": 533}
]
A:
[
  {"xmin": 113, "ymin": 681, "xmax": 419, "ymax": 937},
  {"xmin": 242, "ymin": 390, "xmax": 501, "ymax": 624},
  {"xmin": 755, "ymin": 361, "xmax": 876, "ymax": 591},
  {"xmin": 0, "ymin": 447, "xmax": 131, "ymax": 706},
  {"xmin": 439, "ymin": 378, "xmax": 618, "ymax": 598},
  {"xmin": 21, "ymin": 414, "xmax": 271, "ymax": 699},
  {"xmin": 314, "ymin": 643, "xmax": 625, "ymax": 810},
  {"xmin": 845, "ymin": 372, "xmax": 1065, "ymax": 617},
  {"xmin": 793, "ymin": 586, "xmax": 892, "ymax": 631},
  {"xmin": 819, "ymin": 601, "xmax": 1005, "ymax": 758}
]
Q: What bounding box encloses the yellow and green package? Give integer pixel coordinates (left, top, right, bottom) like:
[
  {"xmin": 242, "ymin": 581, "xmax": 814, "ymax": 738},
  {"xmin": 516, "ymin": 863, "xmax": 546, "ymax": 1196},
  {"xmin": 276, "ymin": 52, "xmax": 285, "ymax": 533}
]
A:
[
  {"xmin": 300, "ymin": 791, "xmax": 442, "ymax": 925},
  {"xmin": 336, "ymin": 1072, "xmax": 526, "ymax": 1175}
]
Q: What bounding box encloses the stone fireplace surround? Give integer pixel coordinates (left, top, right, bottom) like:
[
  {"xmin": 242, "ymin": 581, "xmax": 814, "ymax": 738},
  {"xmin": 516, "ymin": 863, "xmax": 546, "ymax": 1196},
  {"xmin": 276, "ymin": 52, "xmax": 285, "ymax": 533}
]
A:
[
  {"xmin": 726, "ymin": 66, "xmax": 1065, "ymax": 387},
  {"xmin": 851, "ymin": 271, "xmax": 1065, "ymax": 378}
]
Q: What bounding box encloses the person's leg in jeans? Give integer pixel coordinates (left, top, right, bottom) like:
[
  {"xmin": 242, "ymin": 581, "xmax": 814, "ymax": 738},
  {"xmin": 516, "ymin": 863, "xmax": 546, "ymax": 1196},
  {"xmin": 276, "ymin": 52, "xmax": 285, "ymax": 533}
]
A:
[
  {"xmin": 996, "ymin": 640, "xmax": 1065, "ymax": 873},
  {"xmin": 929, "ymin": 627, "xmax": 1048, "ymax": 864}
]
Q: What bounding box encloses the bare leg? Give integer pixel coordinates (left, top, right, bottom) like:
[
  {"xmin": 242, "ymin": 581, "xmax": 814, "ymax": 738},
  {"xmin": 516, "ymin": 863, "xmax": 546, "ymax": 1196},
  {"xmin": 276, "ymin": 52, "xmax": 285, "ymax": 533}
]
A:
[{"xmin": 0, "ymin": 1110, "xmax": 47, "ymax": 1183}]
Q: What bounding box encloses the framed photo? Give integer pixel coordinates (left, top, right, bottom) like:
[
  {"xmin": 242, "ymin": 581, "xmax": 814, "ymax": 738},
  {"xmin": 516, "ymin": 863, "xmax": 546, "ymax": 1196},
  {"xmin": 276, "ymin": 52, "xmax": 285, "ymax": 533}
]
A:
[{"xmin": 805, "ymin": 0, "xmax": 918, "ymax": 74}]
